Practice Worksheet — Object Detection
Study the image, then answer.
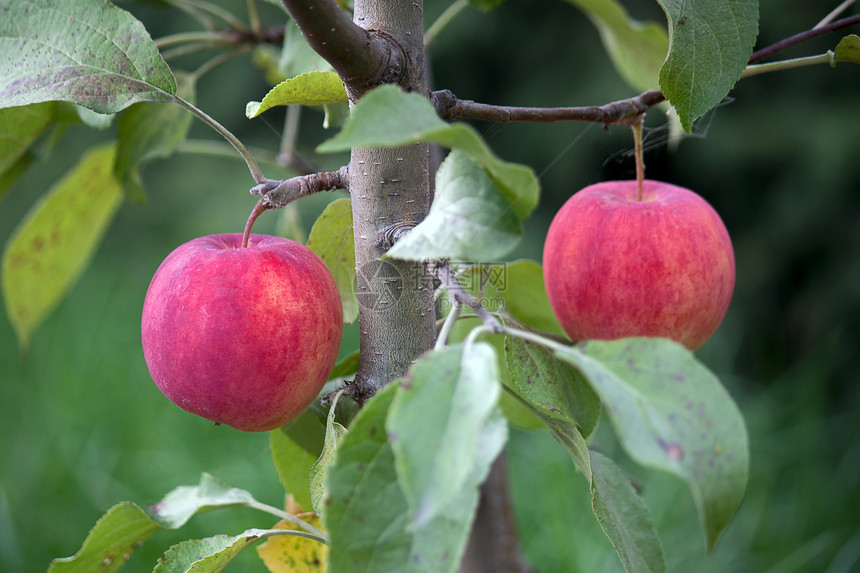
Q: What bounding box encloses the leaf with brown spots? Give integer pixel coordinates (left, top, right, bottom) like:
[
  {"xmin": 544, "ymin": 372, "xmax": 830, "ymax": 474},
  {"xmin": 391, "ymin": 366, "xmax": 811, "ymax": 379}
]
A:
[
  {"xmin": 0, "ymin": 0, "xmax": 176, "ymax": 113},
  {"xmin": 505, "ymin": 334, "xmax": 600, "ymax": 437},
  {"xmin": 556, "ymin": 337, "xmax": 749, "ymax": 551},
  {"xmin": 2, "ymin": 144, "xmax": 122, "ymax": 349}
]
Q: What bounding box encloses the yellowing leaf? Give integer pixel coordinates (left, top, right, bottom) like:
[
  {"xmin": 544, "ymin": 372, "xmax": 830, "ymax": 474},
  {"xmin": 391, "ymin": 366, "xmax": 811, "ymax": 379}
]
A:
[
  {"xmin": 2, "ymin": 144, "xmax": 122, "ymax": 349},
  {"xmin": 246, "ymin": 72, "xmax": 347, "ymax": 118},
  {"xmin": 257, "ymin": 514, "xmax": 326, "ymax": 573}
]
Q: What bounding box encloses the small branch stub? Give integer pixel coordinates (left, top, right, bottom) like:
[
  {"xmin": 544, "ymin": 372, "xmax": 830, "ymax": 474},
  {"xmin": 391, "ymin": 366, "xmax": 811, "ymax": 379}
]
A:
[{"xmin": 251, "ymin": 166, "xmax": 349, "ymax": 209}]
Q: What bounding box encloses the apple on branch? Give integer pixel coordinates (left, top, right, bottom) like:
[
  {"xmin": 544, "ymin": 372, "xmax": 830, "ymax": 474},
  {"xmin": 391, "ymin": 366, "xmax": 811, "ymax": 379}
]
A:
[
  {"xmin": 141, "ymin": 233, "xmax": 343, "ymax": 432},
  {"xmin": 542, "ymin": 180, "xmax": 735, "ymax": 351}
]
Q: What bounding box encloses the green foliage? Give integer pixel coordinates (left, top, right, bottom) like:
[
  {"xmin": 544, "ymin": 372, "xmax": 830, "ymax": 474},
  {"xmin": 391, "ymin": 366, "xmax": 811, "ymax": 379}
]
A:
[
  {"xmin": 2, "ymin": 144, "xmax": 122, "ymax": 349},
  {"xmin": 308, "ymin": 393, "xmax": 347, "ymax": 517},
  {"xmin": 0, "ymin": 0, "xmax": 176, "ymax": 113},
  {"xmin": 48, "ymin": 502, "xmax": 160, "ymax": 572},
  {"xmin": 387, "ymin": 151, "xmax": 522, "ymax": 261},
  {"xmin": 4, "ymin": 0, "xmax": 848, "ymax": 572},
  {"xmin": 0, "ymin": 103, "xmax": 55, "ymax": 199},
  {"xmin": 269, "ymin": 429, "xmax": 316, "ymax": 512},
  {"xmin": 831, "ymin": 34, "xmax": 860, "ymax": 65},
  {"xmin": 115, "ymin": 74, "xmax": 196, "ymax": 201},
  {"xmin": 245, "ymin": 72, "xmax": 348, "ymax": 119},
  {"xmin": 564, "ymin": 0, "xmax": 668, "ymax": 92},
  {"xmin": 325, "ymin": 361, "xmax": 505, "ymax": 572},
  {"xmin": 306, "ymin": 198, "xmax": 358, "ymax": 324},
  {"xmin": 590, "ymin": 451, "xmax": 666, "ymax": 573},
  {"xmin": 656, "ymin": 0, "xmax": 759, "ymax": 131},
  {"xmin": 153, "ymin": 529, "xmax": 312, "ymax": 573},
  {"xmin": 504, "ymin": 334, "xmax": 600, "ymax": 437},
  {"xmin": 557, "ymin": 338, "xmax": 749, "ymax": 550},
  {"xmin": 317, "ymin": 85, "xmax": 540, "ymax": 220},
  {"xmin": 387, "ymin": 343, "xmax": 506, "ymax": 528}
]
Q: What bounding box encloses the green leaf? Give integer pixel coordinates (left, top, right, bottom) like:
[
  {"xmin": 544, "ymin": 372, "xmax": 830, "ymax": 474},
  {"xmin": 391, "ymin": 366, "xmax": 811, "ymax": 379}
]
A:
[
  {"xmin": 656, "ymin": 0, "xmax": 759, "ymax": 131},
  {"xmin": 0, "ymin": 150, "xmax": 34, "ymax": 200},
  {"xmin": 330, "ymin": 350, "xmax": 360, "ymax": 379},
  {"xmin": 387, "ymin": 343, "xmax": 506, "ymax": 527},
  {"xmin": 48, "ymin": 502, "xmax": 160, "ymax": 572},
  {"xmin": 564, "ymin": 0, "xmax": 669, "ymax": 92},
  {"xmin": 386, "ymin": 151, "xmax": 522, "ymax": 261},
  {"xmin": 306, "ymin": 198, "xmax": 358, "ymax": 323},
  {"xmin": 0, "ymin": 0, "xmax": 177, "ymax": 113},
  {"xmin": 2, "ymin": 144, "xmax": 123, "ymax": 349},
  {"xmin": 308, "ymin": 394, "xmax": 348, "ymax": 517},
  {"xmin": 281, "ymin": 408, "xmax": 327, "ymax": 457},
  {"xmin": 72, "ymin": 104, "xmax": 114, "ymax": 129},
  {"xmin": 326, "ymin": 382, "xmax": 503, "ymax": 572},
  {"xmin": 253, "ymin": 45, "xmax": 287, "ymax": 87},
  {"xmin": 556, "ymin": 338, "xmax": 749, "ymax": 550},
  {"xmin": 154, "ymin": 529, "xmax": 307, "ymax": 573},
  {"xmin": 504, "ymin": 335, "xmax": 600, "ymax": 437},
  {"xmin": 541, "ymin": 415, "xmax": 592, "ymax": 480},
  {"xmin": 246, "ymin": 72, "xmax": 348, "ymax": 118},
  {"xmin": 147, "ymin": 473, "xmax": 258, "ymax": 529},
  {"xmin": 448, "ymin": 260, "xmax": 565, "ymax": 336},
  {"xmin": 280, "ymin": 20, "xmax": 334, "ymax": 78},
  {"xmin": 831, "ymin": 34, "xmax": 860, "ymax": 66},
  {"xmin": 270, "ymin": 429, "xmax": 317, "ymax": 512},
  {"xmin": 317, "ymin": 85, "xmax": 539, "ymax": 221},
  {"xmin": 590, "ymin": 451, "xmax": 667, "ymax": 573},
  {"xmin": 115, "ymin": 74, "xmax": 196, "ymax": 200},
  {"xmin": 0, "ymin": 103, "xmax": 54, "ymax": 181}
]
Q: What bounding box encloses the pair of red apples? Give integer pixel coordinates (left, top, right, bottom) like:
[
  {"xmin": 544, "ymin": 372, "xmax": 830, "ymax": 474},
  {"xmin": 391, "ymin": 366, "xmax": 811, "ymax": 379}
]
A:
[{"xmin": 141, "ymin": 179, "xmax": 734, "ymax": 432}]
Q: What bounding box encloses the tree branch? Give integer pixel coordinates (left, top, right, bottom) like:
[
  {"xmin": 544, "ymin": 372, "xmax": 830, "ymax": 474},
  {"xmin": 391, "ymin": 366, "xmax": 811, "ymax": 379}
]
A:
[
  {"xmin": 250, "ymin": 166, "xmax": 349, "ymax": 208},
  {"xmin": 748, "ymin": 14, "xmax": 860, "ymax": 64},
  {"xmin": 431, "ymin": 89, "xmax": 666, "ymax": 126},
  {"xmin": 280, "ymin": 0, "xmax": 408, "ymax": 98}
]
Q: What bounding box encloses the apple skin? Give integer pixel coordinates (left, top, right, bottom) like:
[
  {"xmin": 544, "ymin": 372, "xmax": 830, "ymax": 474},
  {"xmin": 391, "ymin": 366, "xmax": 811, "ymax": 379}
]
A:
[
  {"xmin": 141, "ymin": 233, "xmax": 343, "ymax": 432},
  {"xmin": 542, "ymin": 180, "xmax": 735, "ymax": 351}
]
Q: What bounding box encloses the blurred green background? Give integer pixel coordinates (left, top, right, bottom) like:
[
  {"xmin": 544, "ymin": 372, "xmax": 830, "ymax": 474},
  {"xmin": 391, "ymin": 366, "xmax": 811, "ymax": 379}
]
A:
[{"xmin": 2, "ymin": 0, "xmax": 859, "ymax": 571}]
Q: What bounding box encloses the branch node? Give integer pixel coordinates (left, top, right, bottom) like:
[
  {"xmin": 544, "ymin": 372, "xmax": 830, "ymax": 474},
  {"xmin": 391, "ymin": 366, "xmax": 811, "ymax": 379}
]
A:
[{"xmin": 377, "ymin": 221, "xmax": 417, "ymax": 251}]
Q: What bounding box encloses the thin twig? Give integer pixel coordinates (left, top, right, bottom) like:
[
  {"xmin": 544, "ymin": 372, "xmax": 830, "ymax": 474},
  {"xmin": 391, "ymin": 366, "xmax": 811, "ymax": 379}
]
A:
[
  {"xmin": 436, "ymin": 301, "xmax": 462, "ymax": 350},
  {"xmin": 431, "ymin": 89, "xmax": 665, "ymax": 126},
  {"xmin": 189, "ymin": 45, "xmax": 252, "ymax": 82},
  {"xmin": 170, "ymin": 0, "xmax": 250, "ymax": 32},
  {"xmin": 171, "ymin": 95, "xmax": 267, "ymax": 183},
  {"xmin": 748, "ymin": 14, "xmax": 860, "ymax": 64},
  {"xmin": 430, "ymin": 262, "xmax": 502, "ymax": 333},
  {"xmin": 155, "ymin": 31, "xmax": 233, "ymax": 49},
  {"xmin": 816, "ymin": 0, "xmax": 858, "ymax": 29},
  {"xmin": 742, "ymin": 53, "xmax": 832, "ymax": 78}
]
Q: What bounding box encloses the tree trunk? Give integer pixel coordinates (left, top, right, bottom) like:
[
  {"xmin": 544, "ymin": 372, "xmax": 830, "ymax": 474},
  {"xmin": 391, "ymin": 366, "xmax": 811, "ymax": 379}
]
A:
[{"xmin": 348, "ymin": 1, "xmax": 436, "ymax": 397}]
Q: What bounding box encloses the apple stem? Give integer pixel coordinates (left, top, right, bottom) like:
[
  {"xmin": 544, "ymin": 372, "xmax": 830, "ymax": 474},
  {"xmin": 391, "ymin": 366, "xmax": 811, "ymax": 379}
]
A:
[
  {"xmin": 632, "ymin": 117, "xmax": 645, "ymax": 201},
  {"xmin": 242, "ymin": 198, "xmax": 269, "ymax": 248}
]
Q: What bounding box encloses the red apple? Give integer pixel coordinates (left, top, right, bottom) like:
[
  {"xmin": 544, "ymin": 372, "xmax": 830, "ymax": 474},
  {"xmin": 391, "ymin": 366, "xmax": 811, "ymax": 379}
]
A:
[
  {"xmin": 542, "ymin": 180, "xmax": 734, "ymax": 350},
  {"xmin": 141, "ymin": 233, "xmax": 343, "ymax": 431}
]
